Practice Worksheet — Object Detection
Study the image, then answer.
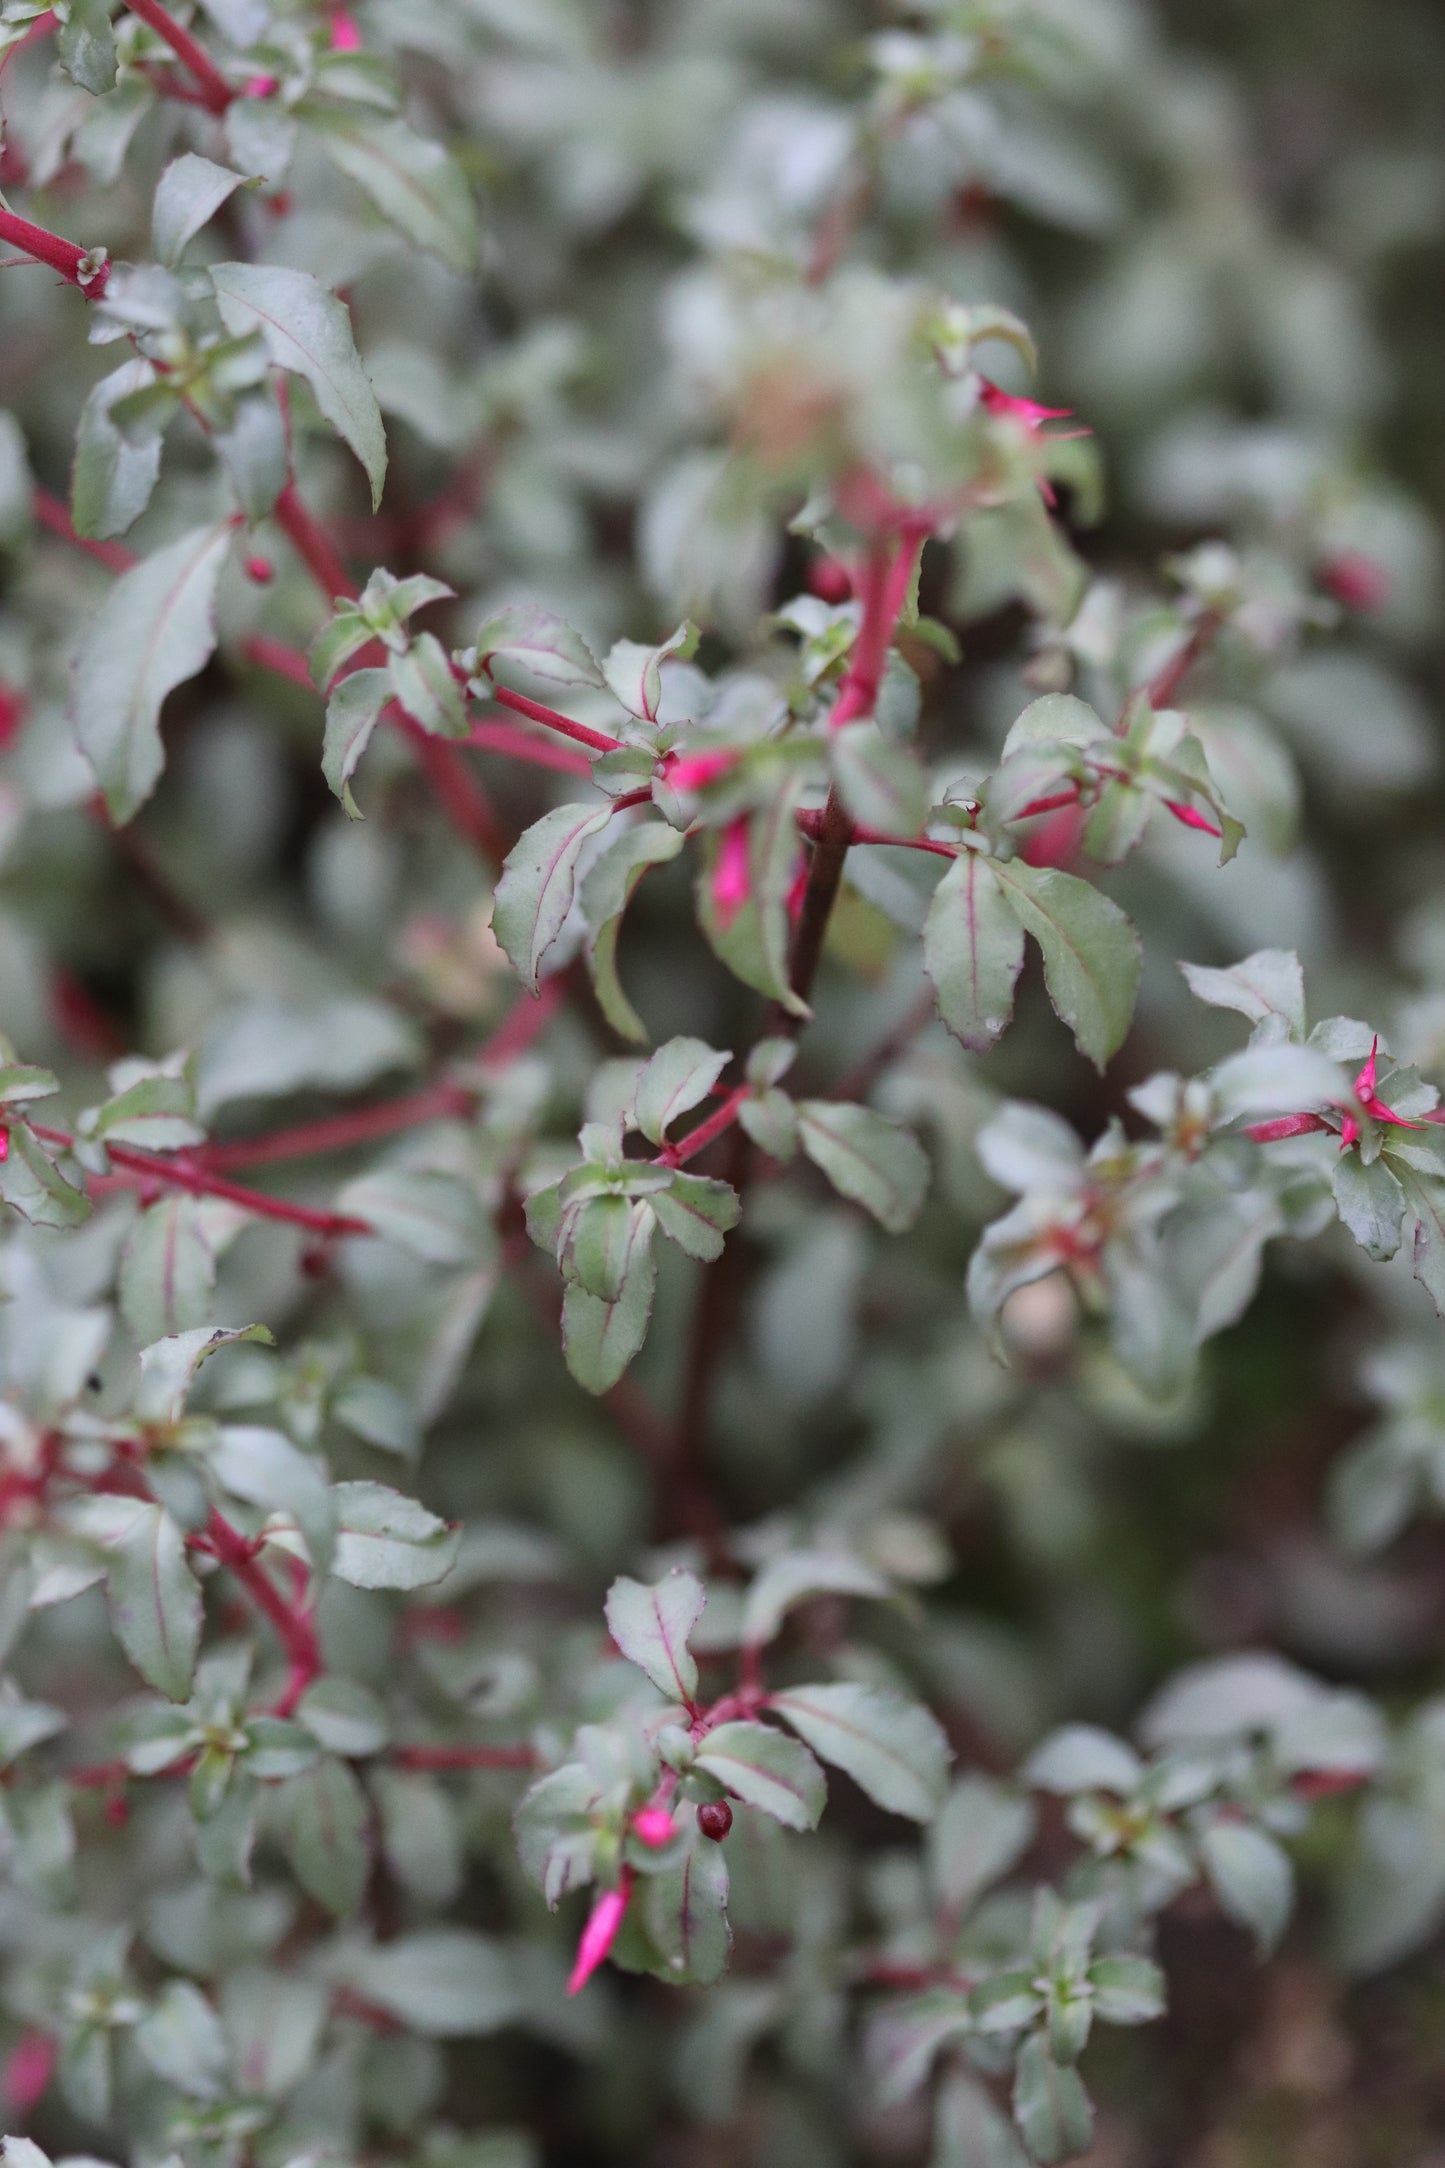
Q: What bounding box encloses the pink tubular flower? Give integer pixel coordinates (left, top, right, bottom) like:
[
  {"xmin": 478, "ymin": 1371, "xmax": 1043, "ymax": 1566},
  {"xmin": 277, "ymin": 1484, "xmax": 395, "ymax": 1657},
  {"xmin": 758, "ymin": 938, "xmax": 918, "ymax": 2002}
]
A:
[
  {"xmin": 979, "ymin": 379, "xmax": 1089, "ymax": 504},
  {"xmin": 1339, "ymin": 1036, "xmax": 1423, "ymax": 1150},
  {"xmin": 631, "ymin": 1807, "xmax": 676, "ymax": 1849},
  {"xmin": 242, "ymin": 72, "xmax": 280, "ymax": 97},
  {"xmin": 1163, "ymin": 800, "xmax": 1222, "ymax": 839},
  {"xmin": 567, "ymin": 1875, "xmax": 633, "ymax": 1995},
  {"xmin": 330, "ymin": 7, "xmax": 363, "ymax": 49},
  {"xmin": 711, "ymin": 817, "xmax": 751, "ymax": 927},
  {"xmin": 666, "ymin": 748, "xmax": 738, "ymax": 793},
  {"xmin": 3, "ymin": 2028, "xmax": 56, "ymax": 2113}
]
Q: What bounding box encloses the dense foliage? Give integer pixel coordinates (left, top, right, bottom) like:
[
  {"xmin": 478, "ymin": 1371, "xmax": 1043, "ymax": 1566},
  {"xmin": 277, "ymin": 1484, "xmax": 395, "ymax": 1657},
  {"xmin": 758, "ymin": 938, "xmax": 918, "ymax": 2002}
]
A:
[{"xmin": 1, "ymin": 1, "xmax": 1444, "ymax": 2163}]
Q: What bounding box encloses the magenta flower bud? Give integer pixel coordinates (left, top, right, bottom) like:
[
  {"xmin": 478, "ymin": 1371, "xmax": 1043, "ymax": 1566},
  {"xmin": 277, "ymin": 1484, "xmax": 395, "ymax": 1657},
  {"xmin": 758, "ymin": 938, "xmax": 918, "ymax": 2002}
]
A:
[
  {"xmin": 631, "ymin": 1807, "xmax": 676, "ymax": 1848},
  {"xmin": 1319, "ymin": 551, "xmax": 1388, "ymax": 613},
  {"xmin": 667, "ymin": 748, "xmax": 737, "ymax": 792},
  {"xmin": 242, "ymin": 73, "xmax": 280, "ymax": 97},
  {"xmin": 566, "ymin": 1878, "xmax": 632, "ymax": 1995},
  {"xmin": 711, "ymin": 817, "xmax": 751, "ymax": 928},
  {"xmin": 330, "ymin": 8, "xmax": 363, "ymax": 49}
]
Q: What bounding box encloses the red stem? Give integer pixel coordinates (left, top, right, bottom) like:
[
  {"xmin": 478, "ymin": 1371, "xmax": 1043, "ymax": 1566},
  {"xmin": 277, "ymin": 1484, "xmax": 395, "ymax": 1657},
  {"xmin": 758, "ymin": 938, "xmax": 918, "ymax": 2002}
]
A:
[
  {"xmin": 123, "ymin": 0, "xmax": 234, "ymax": 113},
  {"xmin": 199, "ymin": 985, "xmax": 564, "ymax": 1171},
  {"xmin": 391, "ymin": 1743, "xmax": 536, "ymax": 1771},
  {"xmin": 794, "ymin": 807, "xmax": 956, "ymax": 859},
  {"xmin": 242, "ymin": 632, "xmax": 313, "ymax": 688},
  {"xmin": 657, "ymin": 1086, "xmax": 752, "ymax": 1170},
  {"xmin": 199, "ymin": 1510, "xmax": 320, "ymax": 1713},
  {"xmin": 34, "ymin": 489, "xmax": 132, "ymax": 568},
  {"xmin": 1147, "ymin": 609, "xmax": 1221, "ymax": 709},
  {"xmin": 29, "ymin": 1122, "xmax": 371, "ymax": 1237},
  {"xmin": 1242, "ymin": 1113, "xmax": 1332, "ymax": 1143},
  {"xmin": 489, "ymin": 684, "xmax": 625, "ymax": 756},
  {"xmin": 467, "ymin": 719, "xmax": 594, "ymax": 777},
  {"xmin": 0, "ymin": 209, "xmax": 107, "ymax": 294},
  {"xmin": 273, "ymin": 481, "xmax": 357, "ymax": 601}
]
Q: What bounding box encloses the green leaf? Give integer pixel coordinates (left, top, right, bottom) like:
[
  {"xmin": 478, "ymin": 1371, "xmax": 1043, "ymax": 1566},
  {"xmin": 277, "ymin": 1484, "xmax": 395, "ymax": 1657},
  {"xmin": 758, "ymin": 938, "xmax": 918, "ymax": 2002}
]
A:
[
  {"xmin": 602, "ymin": 622, "xmax": 697, "ymax": 721},
  {"xmin": 1181, "ymin": 949, "xmax": 1307, "ymax": 1036},
  {"xmin": 297, "ymin": 1676, "xmax": 390, "ymax": 1758},
  {"xmin": 924, "ymin": 852, "xmax": 1027, "ymax": 1053},
  {"xmin": 119, "ymin": 1196, "xmax": 220, "ymax": 1344},
  {"xmin": 331, "ymin": 1481, "xmax": 459, "ymax": 1590},
  {"xmin": 633, "ymin": 1037, "xmax": 731, "ymax": 1146},
  {"xmin": 210, "ymin": 261, "xmax": 387, "ymax": 509},
  {"xmin": 492, "ymin": 802, "xmax": 614, "ymax": 994},
  {"xmin": 71, "ymin": 359, "xmax": 164, "ymax": 540},
  {"xmin": 642, "ymin": 1839, "xmax": 731, "ymax": 1984},
  {"xmin": 472, "ymin": 603, "xmax": 605, "ymax": 690},
  {"xmin": 929, "ymin": 1777, "xmax": 1036, "ymax": 1915},
  {"xmin": 306, "ymin": 108, "xmax": 482, "ymax": 273},
  {"xmin": 388, "ymin": 631, "xmax": 467, "ymax": 737},
  {"xmin": 650, "ymin": 1173, "xmax": 741, "ymax": 1262},
  {"xmin": 323, "ymin": 666, "xmax": 390, "ymax": 815},
  {"xmin": 769, "ymin": 1682, "xmax": 950, "ymax": 1821},
  {"xmin": 135, "ymin": 1321, "xmax": 273, "ymax": 1424},
  {"xmin": 991, "ymin": 860, "xmax": 1141, "ymax": 1070},
  {"xmin": 135, "ymin": 1980, "xmax": 228, "ymax": 2099},
  {"xmin": 1199, "ymin": 1818, "xmax": 1293, "ymax": 1954},
  {"xmin": 211, "ymin": 1425, "xmax": 336, "ymax": 1576},
  {"xmin": 830, "ymin": 722, "xmax": 930, "ymax": 838},
  {"xmin": 212, "ymin": 388, "xmax": 287, "ymax": 520},
  {"xmin": 0, "ymin": 1122, "xmax": 91, "ymax": 1228},
  {"xmin": 579, "ymin": 821, "xmax": 687, "ymax": 1043},
  {"xmin": 560, "ymin": 1193, "xmax": 642, "ymax": 1301},
  {"xmin": 69, "ymin": 1496, "xmax": 203, "ymax": 1701},
  {"xmin": 741, "ymin": 1549, "xmax": 889, "ymax": 1651},
  {"xmin": 796, "ymin": 1101, "xmax": 929, "ymax": 1234},
  {"xmin": 277, "ymin": 1755, "xmax": 370, "ymax": 1915},
  {"xmin": 1088, "ymin": 1955, "xmax": 1166, "ymax": 2026},
  {"xmin": 1332, "ymin": 1151, "xmax": 1405, "ymax": 1262},
  {"xmin": 605, "ymin": 1567, "xmax": 705, "ymax": 1703},
  {"xmin": 57, "ymin": 0, "xmax": 116, "ymax": 94},
  {"xmin": 152, "ymin": 154, "xmax": 248, "ymax": 267},
  {"xmin": 344, "ymin": 1931, "xmax": 520, "ymax": 2036},
  {"xmin": 562, "ymin": 1209, "xmax": 657, "ymax": 1391},
  {"xmin": 1023, "ymin": 1726, "xmax": 1142, "ymax": 1795},
  {"xmin": 69, "ymin": 522, "xmax": 233, "ymax": 822},
  {"xmin": 694, "ymin": 1719, "xmax": 827, "ymax": 1831},
  {"xmin": 1011, "ymin": 2034, "xmax": 1094, "ymax": 2166}
]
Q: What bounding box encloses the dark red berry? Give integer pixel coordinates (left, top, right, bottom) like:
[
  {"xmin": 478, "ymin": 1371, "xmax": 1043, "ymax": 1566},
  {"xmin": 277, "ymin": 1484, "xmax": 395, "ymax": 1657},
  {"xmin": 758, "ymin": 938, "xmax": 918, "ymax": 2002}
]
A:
[{"xmin": 698, "ymin": 1799, "xmax": 732, "ymax": 1842}]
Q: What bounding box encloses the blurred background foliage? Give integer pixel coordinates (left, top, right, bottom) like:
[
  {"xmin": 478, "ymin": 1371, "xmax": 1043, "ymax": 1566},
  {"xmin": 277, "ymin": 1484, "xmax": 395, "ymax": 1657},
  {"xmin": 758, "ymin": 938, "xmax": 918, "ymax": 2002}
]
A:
[{"xmin": 3, "ymin": 0, "xmax": 1445, "ymax": 2164}]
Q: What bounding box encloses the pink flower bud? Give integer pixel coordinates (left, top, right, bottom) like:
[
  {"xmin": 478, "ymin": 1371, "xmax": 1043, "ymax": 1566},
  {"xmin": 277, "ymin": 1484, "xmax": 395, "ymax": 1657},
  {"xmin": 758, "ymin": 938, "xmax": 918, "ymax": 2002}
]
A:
[
  {"xmin": 330, "ymin": 7, "xmax": 363, "ymax": 50},
  {"xmin": 667, "ymin": 748, "xmax": 737, "ymax": 792},
  {"xmin": 244, "ymin": 554, "xmax": 275, "ymax": 585},
  {"xmin": 3, "ymin": 2028, "xmax": 56, "ymax": 2113},
  {"xmin": 1319, "ymin": 551, "xmax": 1388, "ymax": 613},
  {"xmin": 0, "ymin": 1128, "xmax": 9, "ymax": 1164},
  {"xmin": 711, "ymin": 817, "xmax": 751, "ymax": 928},
  {"xmin": 0, "ymin": 682, "xmax": 26, "ymax": 749},
  {"xmin": 566, "ymin": 1878, "xmax": 632, "ymax": 1995},
  {"xmin": 631, "ymin": 1807, "xmax": 676, "ymax": 1848},
  {"xmin": 242, "ymin": 73, "xmax": 280, "ymax": 97},
  {"xmin": 1163, "ymin": 800, "xmax": 1222, "ymax": 838},
  {"xmin": 808, "ymin": 555, "xmax": 852, "ymax": 602}
]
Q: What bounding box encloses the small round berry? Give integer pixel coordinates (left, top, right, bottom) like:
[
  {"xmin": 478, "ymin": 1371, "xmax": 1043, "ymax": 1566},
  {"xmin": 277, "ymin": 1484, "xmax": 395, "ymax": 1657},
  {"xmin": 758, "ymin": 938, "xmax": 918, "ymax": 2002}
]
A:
[
  {"xmin": 698, "ymin": 1799, "xmax": 732, "ymax": 1842},
  {"xmin": 244, "ymin": 554, "xmax": 275, "ymax": 584}
]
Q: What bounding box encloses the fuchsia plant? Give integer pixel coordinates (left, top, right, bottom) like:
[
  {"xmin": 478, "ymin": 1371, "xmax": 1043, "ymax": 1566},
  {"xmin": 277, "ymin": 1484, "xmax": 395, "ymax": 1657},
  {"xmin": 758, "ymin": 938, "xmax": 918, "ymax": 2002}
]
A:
[{"xmin": 0, "ymin": 1, "xmax": 1444, "ymax": 2165}]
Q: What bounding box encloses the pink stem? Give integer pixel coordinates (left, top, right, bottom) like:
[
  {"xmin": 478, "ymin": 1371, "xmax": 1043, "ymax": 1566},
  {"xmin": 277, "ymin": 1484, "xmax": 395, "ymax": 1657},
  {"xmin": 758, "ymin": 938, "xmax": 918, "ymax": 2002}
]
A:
[
  {"xmin": 123, "ymin": 0, "xmax": 234, "ymax": 113},
  {"xmin": 391, "ymin": 1743, "xmax": 536, "ymax": 1771},
  {"xmin": 489, "ymin": 684, "xmax": 625, "ymax": 757},
  {"xmin": 199, "ymin": 1509, "xmax": 321, "ymax": 1711},
  {"xmin": 0, "ymin": 209, "xmax": 107, "ymax": 294},
  {"xmin": 29, "ymin": 1123, "xmax": 371, "ymax": 1237}
]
